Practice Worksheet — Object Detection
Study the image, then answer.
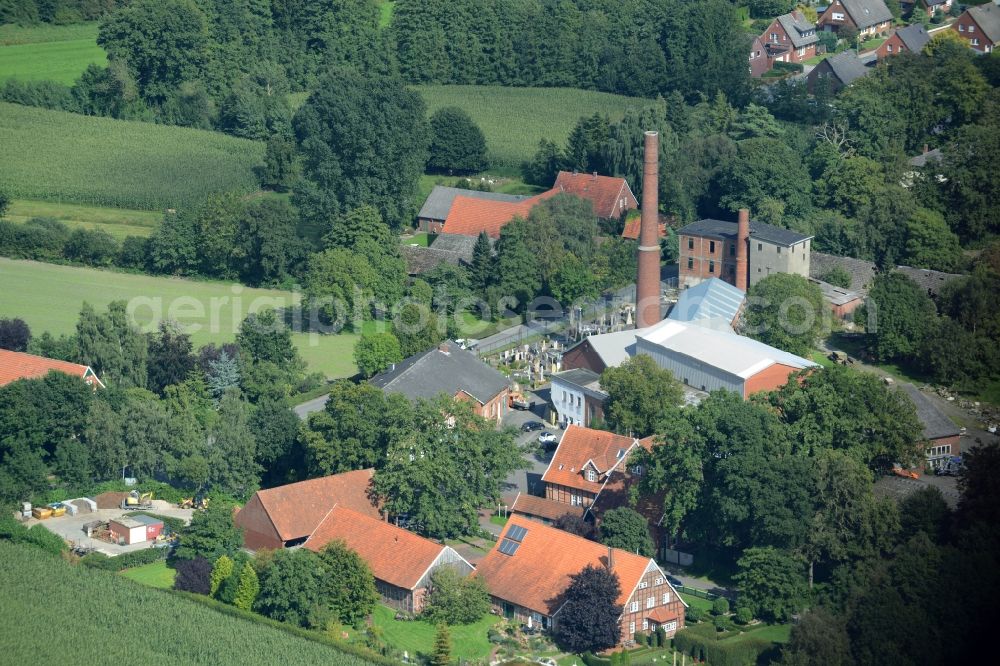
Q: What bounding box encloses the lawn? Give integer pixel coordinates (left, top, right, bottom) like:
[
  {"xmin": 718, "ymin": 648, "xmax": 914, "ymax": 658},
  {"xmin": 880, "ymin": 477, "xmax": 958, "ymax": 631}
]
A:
[
  {"xmin": 378, "ymin": 1, "xmax": 395, "ymax": 28},
  {"xmin": 0, "ymin": 257, "xmax": 358, "ymax": 379},
  {"xmin": 371, "ymin": 604, "xmax": 499, "ymax": 661},
  {"xmin": 120, "ymin": 560, "xmax": 176, "ymax": 589},
  {"xmin": 810, "ymin": 351, "xmax": 835, "ymax": 369},
  {"xmin": 416, "ymin": 85, "xmax": 650, "ymax": 168},
  {"xmin": 0, "ymin": 24, "xmax": 108, "ymax": 85},
  {"xmin": 0, "ymin": 101, "xmax": 264, "ymax": 210},
  {"xmin": 859, "ymin": 35, "xmax": 887, "ymax": 52},
  {"xmin": 6, "ymin": 199, "xmax": 161, "ymax": 239},
  {"xmin": 802, "ymin": 54, "xmax": 827, "ymax": 66},
  {"xmin": 679, "ymin": 593, "xmax": 715, "ymax": 613},
  {"xmin": 401, "ymin": 232, "xmax": 430, "ymax": 247}
]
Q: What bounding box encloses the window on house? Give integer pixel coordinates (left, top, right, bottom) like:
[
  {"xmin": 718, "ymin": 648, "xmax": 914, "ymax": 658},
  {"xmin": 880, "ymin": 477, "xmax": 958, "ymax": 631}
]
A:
[
  {"xmin": 709, "ymin": 240, "xmax": 715, "ymax": 253},
  {"xmin": 887, "ymin": 44, "xmax": 893, "ymax": 52},
  {"xmin": 639, "ymin": 581, "xmax": 648, "ymax": 589},
  {"xmin": 654, "ymin": 577, "xmax": 664, "ymax": 585},
  {"xmin": 969, "ymin": 25, "xmax": 975, "ymax": 33},
  {"xmin": 571, "ymin": 494, "xmax": 582, "ymax": 506},
  {"xmin": 709, "ymin": 260, "xmax": 715, "ymax": 273},
  {"xmin": 647, "ymin": 597, "xmax": 655, "ymax": 609},
  {"xmin": 757, "ymin": 242, "xmax": 762, "ymax": 251},
  {"xmin": 662, "ymin": 592, "xmax": 671, "ymax": 604},
  {"xmin": 664, "ymin": 620, "xmax": 677, "ymax": 633},
  {"xmin": 777, "ymin": 246, "xmax": 781, "ymax": 254},
  {"xmin": 687, "ymin": 257, "xmax": 693, "ymax": 270},
  {"xmin": 586, "ymin": 469, "xmax": 596, "ymax": 483},
  {"xmin": 973, "ymin": 38, "xmax": 980, "ymax": 46},
  {"xmin": 643, "ymin": 619, "xmax": 649, "ymax": 631},
  {"xmin": 687, "ymin": 238, "xmax": 693, "ymax": 249},
  {"xmin": 729, "ymin": 243, "xmax": 735, "ymax": 256},
  {"xmin": 632, "ymin": 464, "xmax": 644, "ymax": 476},
  {"xmin": 630, "ymin": 601, "xmax": 639, "ymax": 613},
  {"xmin": 832, "ymin": 12, "xmax": 844, "ymax": 20},
  {"xmin": 959, "ymin": 24, "xmax": 965, "ymax": 32},
  {"xmin": 630, "ymin": 621, "xmax": 636, "ymax": 635}
]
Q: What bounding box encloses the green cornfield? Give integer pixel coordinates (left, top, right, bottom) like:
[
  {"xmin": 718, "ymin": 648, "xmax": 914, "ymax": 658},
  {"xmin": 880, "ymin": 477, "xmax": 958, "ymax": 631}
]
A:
[
  {"xmin": 0, "ymin": 102, "xmax": 265, "ymax": 210},
  {"xmin": 416, "ymin": 85, "xmax": 650, "ymax": 168},
  {"xmin": 0, "ymin": 541, "xmax": 374, "ymax": 665}
]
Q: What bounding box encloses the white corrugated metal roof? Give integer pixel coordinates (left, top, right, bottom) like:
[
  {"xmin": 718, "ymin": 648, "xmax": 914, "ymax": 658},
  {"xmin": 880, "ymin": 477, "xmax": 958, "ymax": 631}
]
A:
[
  {"xmin": 637, "ymin": 320, "xmax": 817, "ymax": 379},
  {"xmin": 668, "ymin": 278, "xmax": 745, "ymax": 326}
]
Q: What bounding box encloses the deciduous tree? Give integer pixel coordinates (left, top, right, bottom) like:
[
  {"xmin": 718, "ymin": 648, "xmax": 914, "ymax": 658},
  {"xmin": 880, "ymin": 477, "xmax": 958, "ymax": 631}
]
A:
[
  {"xmin": 316, "ymin": 540, "xmax": 379, "ymax": 625},
  {"xmin": 744, "ymin": 273, "xmax": 827, "ymax": 357},
  {"xmin": 173, "ymin": 500, "xmax": 244, "ymax": 562},
  {"xmin": 354, "ymin": 332, "xmax": 403, "ymax": 378},
  {"xmin": 428, "ymin": 106, "xmax": 488, "ymax": 174},
  {"xmin": 600, "ymin": 507, "xmax": 655, "ymax": 557},
  {"xmin": 734, "ymin": 546, "xmax": 807, "ymax": 623},
  {"xmin": 600, "ymin": 354, "xmax": 683, "ymax": 437},
  {"xmin": 554, "ymin": 564, "xmax": 623, "ymax": 653}
]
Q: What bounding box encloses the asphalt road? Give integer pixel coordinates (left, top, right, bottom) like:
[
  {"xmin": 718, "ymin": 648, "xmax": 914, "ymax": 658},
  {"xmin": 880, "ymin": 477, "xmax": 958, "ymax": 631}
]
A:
[{"xmin": 293, "ymin": 393, "xmax": 329, "ymax": 419}]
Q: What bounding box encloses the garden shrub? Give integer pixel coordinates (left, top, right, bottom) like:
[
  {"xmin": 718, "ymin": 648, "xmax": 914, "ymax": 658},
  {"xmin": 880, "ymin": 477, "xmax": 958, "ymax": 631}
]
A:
[
  {"xmin": 83, "ymin": 546, "xmax": 167, "ymax": 571},
  {"xmin": 174, "ymin": 557, "xmax": 212, "ymax": 594},
  {"xmin": 655, "ymin": 626, "xmax": 667, "ymax": 646},
  {"xmin": 686, "ymin": 606, "xmax": 705, "ymax": 623},
  {"xmin": 582, "ymin": 652, "xmax": 612, "ymax": 666},
  {"xmin": 714, "ymin": 615, "xmax": 732, "ymax": 633},
  {"xmin": 674, "ymin": 629, "xmax": 772, "ymax": 666},
  {"xmin": 713, "ymin": 597, "xmax": 731, "ymax": 615},
  {"xmin": 735, "ymin": 607, "xmax": 754, "ymax": 625}
]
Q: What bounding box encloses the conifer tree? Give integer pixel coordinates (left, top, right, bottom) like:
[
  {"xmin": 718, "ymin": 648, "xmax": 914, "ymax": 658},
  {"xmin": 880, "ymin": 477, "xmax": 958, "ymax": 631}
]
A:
[
  {"xmin": 432, "ymin": 623, "xmax": 451, "ymax": 666},
  {"xmin": 210, "ymin": 555, "xmax": 233, "ymax": 597},
  {"xmin": 234, "ymin": 561, "xmax": 260, "ymax": 611}
]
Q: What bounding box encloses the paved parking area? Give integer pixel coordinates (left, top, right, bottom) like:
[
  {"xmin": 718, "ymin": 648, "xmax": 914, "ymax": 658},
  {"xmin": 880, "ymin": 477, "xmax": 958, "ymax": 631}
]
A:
[
  {"xmin": 501, "ymin": 390, "xmax": 557, "ymax": 503},
  {"xmin": 874, "ymin": 473, "xmax": 960, "ymax": 508},
  {"xmin": 25, "ymin": 500, "xmax": 193, "ymax": 555}
]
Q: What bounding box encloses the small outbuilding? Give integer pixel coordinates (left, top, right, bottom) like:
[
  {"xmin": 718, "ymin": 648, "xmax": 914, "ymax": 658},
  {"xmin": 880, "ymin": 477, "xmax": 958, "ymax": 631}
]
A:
[{"xmin": 108, "ymin": 516, "xmax": 162, "ymax": 545}]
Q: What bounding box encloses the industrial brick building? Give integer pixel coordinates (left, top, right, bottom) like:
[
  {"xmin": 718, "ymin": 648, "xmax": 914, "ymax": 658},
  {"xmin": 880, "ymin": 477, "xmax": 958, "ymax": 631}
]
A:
[{"xmin": 677, "ymin": 209, "xmax": 813, "ymax": 290}]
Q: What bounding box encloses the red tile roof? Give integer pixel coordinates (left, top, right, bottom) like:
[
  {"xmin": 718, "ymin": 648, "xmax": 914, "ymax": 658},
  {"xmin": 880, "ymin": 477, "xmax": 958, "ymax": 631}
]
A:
[
  {"xmin": 511, "ymin": 493, "xmax": 586, "ymax": 522},
  {"xmin": 542, "ymin": 425, "xmax": 642, "ymax": 494},
  {"xmin": 475, "ymin": 515, "xmax": 654, "ymax": 616},
  {"xmin": 0, "ymin": 349, "xmax": 103, "ymax": 388},
  {"xmin": 303, "ymin": 505, "xmax": 460, "ymax": 590},
  {"xmin": 553, "ymin": 171, "xmax": 636, "ymax": 219},
  {"xmin": 235, "ymin": 469, "xmax": 381, "ymax": 543},
  {"xmin": 646, "ymin": 607, "xmax": 680, "ymax": 624},
  {"xmin": 621, "ymin": 218, "xmax": 667, "ymax": 241},
  {"xmin": 441, "ymin": 189, "xmax": 558, "ymax": 238}
]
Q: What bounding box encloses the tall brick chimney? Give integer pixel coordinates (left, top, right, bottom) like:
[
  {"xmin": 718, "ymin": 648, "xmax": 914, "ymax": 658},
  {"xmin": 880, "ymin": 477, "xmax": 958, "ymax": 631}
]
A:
[
  {"xmin": 735, "ymin": 208, "xmax": 750, "ymax": 292},
  {"xmin": 636, "ymin": 131, "xmax": 661, "ymax": 329}
]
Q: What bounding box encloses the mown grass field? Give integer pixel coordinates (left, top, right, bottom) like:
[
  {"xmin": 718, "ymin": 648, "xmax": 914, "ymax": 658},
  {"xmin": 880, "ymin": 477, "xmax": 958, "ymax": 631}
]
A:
[
  {"xmin": 0, "ymin": 102, "xmax": 264, "ymax": 210},
  {"xmin": 0, "ymin": 23, "xmax": 105, "ymax": 84},
  {"xmin": 370, "ymin": 604, "xmax": 499, "ymax": 661},
  {"xmin": 0, "ymin": 257, "xmax": 358, "ymax": 379},
  {"xmin": 120, "ymin": 560, "xmax": 176, "ymax": 589},
  {"xmin": 0, "ymin": 542, "xmax": 372, "ymax": 665},
  {"xmin": 417, "ymin": 85, "xmax": 649, "ymax": 167},
  {"xmin": 6, "ymin": 199, "xmax": 161, "ymax": 239}
]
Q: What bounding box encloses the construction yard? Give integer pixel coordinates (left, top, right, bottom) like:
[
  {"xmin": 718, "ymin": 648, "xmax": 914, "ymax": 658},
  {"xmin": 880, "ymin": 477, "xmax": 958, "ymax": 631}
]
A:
[{"xmin": 24, "ymin": 495, "xmax": 193, "ymax": 555}]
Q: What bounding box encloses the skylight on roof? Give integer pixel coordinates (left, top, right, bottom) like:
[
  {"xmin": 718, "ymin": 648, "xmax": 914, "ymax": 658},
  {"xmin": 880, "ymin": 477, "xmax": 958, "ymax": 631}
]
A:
[
  {"xmin": 498, "ymin": 538, "xmax": 520, "ymax": 556},
  {"xmin": 617, "ymin": 448, "xmax": 626, "ymax": 459},
  {"xmin": 507, "ymin": 524, "xmax": 528, "ymax": 542}
]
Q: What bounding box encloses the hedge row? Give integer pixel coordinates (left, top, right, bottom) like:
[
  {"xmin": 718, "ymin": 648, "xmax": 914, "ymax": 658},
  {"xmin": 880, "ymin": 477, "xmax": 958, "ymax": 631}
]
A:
[
  {"xmin": 0, "ymin": 516, "xmax": 68, "ymax": 556},
  {"xmin": 81, "ymin": 546, "xmax": 168, "ymax": 571},
  {"xmin": 674, "ymin": 628, "xmax": 772, "ymax": 666}
]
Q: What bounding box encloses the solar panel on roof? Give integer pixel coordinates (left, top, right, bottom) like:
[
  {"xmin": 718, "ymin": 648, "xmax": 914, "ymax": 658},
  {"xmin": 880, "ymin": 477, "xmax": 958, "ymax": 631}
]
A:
[
  {"xmin": 507, "ymin": 524, "xmax": 528, "ymax": 542},
  {"xmin": 498, "ymin": 538, "xmax": 520, "ymax": 556}
]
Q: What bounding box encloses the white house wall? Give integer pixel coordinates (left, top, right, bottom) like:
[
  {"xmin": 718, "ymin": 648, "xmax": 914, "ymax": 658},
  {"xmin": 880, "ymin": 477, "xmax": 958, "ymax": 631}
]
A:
[{"xmin": 634, "ymin": 339, "xmax": 743, "ymax": 395}]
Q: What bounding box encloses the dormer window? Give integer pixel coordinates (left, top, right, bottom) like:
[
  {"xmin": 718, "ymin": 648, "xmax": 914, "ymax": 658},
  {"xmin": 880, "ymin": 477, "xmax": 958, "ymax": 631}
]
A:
[{"xmin": 586, "ymin": 468, "xmax": 597, "ymax": 483}]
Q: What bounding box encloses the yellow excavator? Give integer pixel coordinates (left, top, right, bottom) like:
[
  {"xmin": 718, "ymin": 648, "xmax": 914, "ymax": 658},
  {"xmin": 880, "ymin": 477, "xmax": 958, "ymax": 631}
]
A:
[
  {"xmin": 178, "ymin": 495, "xmax": 209, "ymax": 510},
  {"xmin": 121, "ymin": 490, "xmax": 153, "ymax": 510}
]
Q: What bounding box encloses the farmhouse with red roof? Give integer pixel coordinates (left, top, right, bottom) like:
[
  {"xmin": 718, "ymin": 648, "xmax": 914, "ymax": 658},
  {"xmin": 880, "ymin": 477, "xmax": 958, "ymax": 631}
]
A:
[
  {"xmin": 475, "ymin": 516, "xmax": 685, "ymax": 646},
  {"xmin": 234, "ymin": 469, "xmax": 381, "ymax": 550},
  {"xmin": 304, "ymin": 505, "xmax": 473, "ymax": 613},
  {"xmin": 0, "ymin": 349, "xmax": 104, "ymax": 388}
]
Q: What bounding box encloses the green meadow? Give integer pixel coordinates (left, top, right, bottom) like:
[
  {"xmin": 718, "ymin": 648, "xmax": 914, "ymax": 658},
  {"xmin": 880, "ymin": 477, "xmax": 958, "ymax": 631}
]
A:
[{"xmin": 0, "ymin": 22, "xmax": 104, "ymax": 84}]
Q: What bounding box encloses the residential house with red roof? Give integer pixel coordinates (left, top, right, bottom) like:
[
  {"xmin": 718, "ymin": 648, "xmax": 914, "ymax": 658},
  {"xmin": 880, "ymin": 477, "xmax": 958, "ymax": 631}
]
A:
[
  {"xmin": 440, "ymin": 189, "xmax": 557, "ymax": 238},
  {"xmin": 0, "ymin": 349, "xmax": 104, "ymax": 388},
  {"xmin": 303, "ymin": 505, "xmax": 473, "ymax": 613},
  {"xmin": 476, "ymin": 516, "xmax": 686, "ymax": 646},
  {"xmin": 753, "ymin": 10, "xmax": 820, "ymax": 76},
  {"xmin": 541, "ymin": 425, "xmax": 651, "ymax": 510},
  {"xmin": 510, "ymin": 492, "xmax": 586, "ymax": 526},
  {"xmin": 234, "ymin": 469, "xmax": 381, "ymax": 550}
]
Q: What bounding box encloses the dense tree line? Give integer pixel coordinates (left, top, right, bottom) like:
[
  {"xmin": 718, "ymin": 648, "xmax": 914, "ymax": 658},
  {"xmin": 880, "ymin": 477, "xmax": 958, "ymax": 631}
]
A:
[
  {"xmin": 634, "ymin": 365, "xmax": 922, "ymax": 621},
  {"xmin": 780, "ymin": 443, "xmax": 1000, "ymax": 665},
  {"xmin": 0, "ymin": 0, "xmax": 122, "ymax": 25},
  {"xmin": 393, "ymin": 0, "xmax": 750, "ymax": 102},
  {"xmin": 0, "ymin": 302, "xmax": 315, "ymax": 504}
]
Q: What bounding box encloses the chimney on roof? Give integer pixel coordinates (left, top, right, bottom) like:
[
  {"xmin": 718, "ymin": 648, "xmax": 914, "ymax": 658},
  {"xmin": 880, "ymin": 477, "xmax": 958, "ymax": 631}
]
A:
[
  {"xmin": 438, "ymin": 342, "xmax": 450, "ymax": 355},
  {"xmin": 607, "ymin": 545, "xmax": 615, "ymax": 571},
  {"xmin": 635, "ymin": 130, "xmax": 661, "ymax": 329},
  {"xmin": 735, "ymin": 208, "xmax": 750, "ymax": 292}
]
